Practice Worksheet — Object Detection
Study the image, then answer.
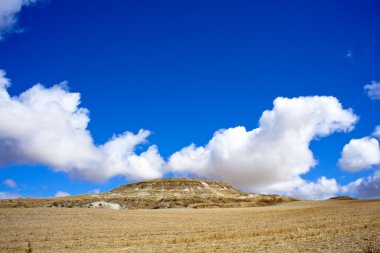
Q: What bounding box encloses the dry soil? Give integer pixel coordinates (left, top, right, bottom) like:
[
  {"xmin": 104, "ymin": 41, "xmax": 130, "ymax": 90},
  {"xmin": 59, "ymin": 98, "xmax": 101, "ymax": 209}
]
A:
[{"xmin": 0, "ymin": 199, "xmax": 379, "ymax": 252}]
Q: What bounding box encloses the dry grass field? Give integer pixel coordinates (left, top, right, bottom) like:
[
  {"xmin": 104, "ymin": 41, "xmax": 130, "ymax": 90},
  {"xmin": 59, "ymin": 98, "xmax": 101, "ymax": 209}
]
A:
[{"xmin": 0, "ymin": 199, "xmax": 379, "ymax": 252}]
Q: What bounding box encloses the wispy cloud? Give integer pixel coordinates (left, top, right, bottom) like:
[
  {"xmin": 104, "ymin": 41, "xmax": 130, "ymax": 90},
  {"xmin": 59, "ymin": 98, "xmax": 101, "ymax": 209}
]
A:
[
  {"xmin": 3, "ymin": 178, "xmax": 17, "ymax": 189},
  {"xmin": 0, "ymin": 191, "xmax": 20, "ymax": 199},
  {"xmin": 55, "ymin": 191, "xmax": 70, "ymax": 197},
  {"xmin": 364, "ymin": 81, "xmax": 380, "ymax": 100},
  {"xmin": 345, "ymin": 50, "xmax": 353, "ymax": 62},
  {"xmin": 0, "ymin": 0, "xmax": 44, "ymax": 40}
]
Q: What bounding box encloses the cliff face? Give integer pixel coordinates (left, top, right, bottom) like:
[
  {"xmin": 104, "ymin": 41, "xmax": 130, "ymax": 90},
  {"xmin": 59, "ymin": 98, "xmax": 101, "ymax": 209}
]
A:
[{"xmin": 0, "ymin": 178, "xmax": 299, "ymax": 209}]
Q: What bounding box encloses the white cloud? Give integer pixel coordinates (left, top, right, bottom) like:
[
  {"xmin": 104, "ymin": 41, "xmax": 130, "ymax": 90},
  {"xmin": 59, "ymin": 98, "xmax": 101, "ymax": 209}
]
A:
[
  {"xmin": 0, "ymin": 70, "xmax": 366, "ymax": 200},
  {"xmin": 290, "ymin": 177, "xmax": 340, "ymax": 200},
  {"xmin": 342, "ymin": 170, "xmax": 380, "ymax": 198},
  {"xmin": 169, "ymin": 96, "xmax": 357, "ymax": 195},
  {"xmin": 0, "ymin": 0, "xmax": 42, "ymax": 40},
  {"xmin": 338, "ymin": 130, "xmax": 380, "ymax": 198},
  {"xmin": 0, "ymin": 191, "xmax": 20, "ymax": 199},
  {"xmin": 364, "ymin": 81, "xmax": 380, "ymax": 100},
  {"xmin": 338, "ymin": 137, "xmax": 380, "ymax": 172},
  {"xmin": 373, "ymin": 125, "xmax": 380, "ymax": 138},
  {"xmin": 55, "ymin": 191, "xmax": 70, "ymax": 197},
  {"xmin": 3, "ymin": 178, "xmax": 17, "ymax": 188},
  {"xmin": 0, "ymin": 69, "xmax": 165, "ymax": 182},
  {"xmin": 88, "ymin": 189, "xmax": 100, "ymax": 194}
]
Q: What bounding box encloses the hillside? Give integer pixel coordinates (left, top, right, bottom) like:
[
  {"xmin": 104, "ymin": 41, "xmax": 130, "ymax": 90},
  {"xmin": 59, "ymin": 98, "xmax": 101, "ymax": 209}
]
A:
[{"xmin": 0, "ymin": 178, "xmax": 298, "ymax": 209}]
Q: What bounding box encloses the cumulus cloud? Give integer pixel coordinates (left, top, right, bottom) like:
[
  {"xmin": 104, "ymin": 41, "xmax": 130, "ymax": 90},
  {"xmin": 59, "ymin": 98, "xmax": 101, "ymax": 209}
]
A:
[
  {"xmin": 338, "ymin": 137, "xmax": 380, "ymax": 172},
  {"xmin": 290, "ymin": 177, "xmax": 340, "ymax": 200},
  {"xmin": 0, "ymin": 192, "xmax": 20, "ymax": 199},
  {"xmin": 342, "ymin": 170, "xmax": 380, "ymax": 198},
  {"xmin": 338, "ymin": 129, "xmax": 380, "ymax": 198},
  {"xmin": 364, "ymin": 81, "xmax": 380, "ymax": 100},
  {"xmin": 0, "ymin": 69, "xmax": 165, "ymax": 182},
  {"xmin": 3, "ymin": 178, "xmax": 17, "ymax": 188},
  {"xmin": 373, "ymin": 125, "xmax": 380, "ymax": 138},
  {"xmin": 0, "ymin": 69, "xmax": 365, "ymax": 199},
  {"xmin": 55, "ymin": 191, "xmax": 70, "ymax": 197},
  {"xmin": 0, "ymin": 0, "xmax": 42, "ymax": 40},
  {"xmin": 169, "ymin": 96, "xmax": 357, "ymax": 195}
]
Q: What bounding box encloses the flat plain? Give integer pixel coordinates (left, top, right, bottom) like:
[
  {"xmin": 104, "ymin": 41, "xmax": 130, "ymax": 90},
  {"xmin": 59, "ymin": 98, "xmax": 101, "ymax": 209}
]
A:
[{"xmin": 0, "ymin": 199, "xmax": 379, "ymax": 252}]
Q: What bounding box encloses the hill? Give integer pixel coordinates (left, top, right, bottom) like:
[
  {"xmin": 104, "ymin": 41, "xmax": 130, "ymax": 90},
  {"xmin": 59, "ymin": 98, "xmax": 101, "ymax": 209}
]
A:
[{"xmin": 0, "ymin": 178, "xmax": 299, "ymax": 209}]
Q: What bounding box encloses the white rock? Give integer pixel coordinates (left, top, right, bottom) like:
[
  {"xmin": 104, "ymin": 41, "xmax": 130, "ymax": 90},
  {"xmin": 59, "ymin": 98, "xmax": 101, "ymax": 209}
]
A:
[{"xmin": 88, "ymin": 201, "xmax": 121, "ymax": 210}]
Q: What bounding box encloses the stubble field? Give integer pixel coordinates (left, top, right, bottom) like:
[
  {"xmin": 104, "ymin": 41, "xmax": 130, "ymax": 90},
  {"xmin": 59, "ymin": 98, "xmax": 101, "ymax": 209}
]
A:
[{"xmin": 0, "ymin": 199, "xmax": 379, "ymax": 252}]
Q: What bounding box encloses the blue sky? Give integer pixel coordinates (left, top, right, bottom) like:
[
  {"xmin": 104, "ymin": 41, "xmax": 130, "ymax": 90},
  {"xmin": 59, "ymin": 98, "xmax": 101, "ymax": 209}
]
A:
[{"xmin": 0, "ymin": 0, "xmax": 379, "ymax": 199}]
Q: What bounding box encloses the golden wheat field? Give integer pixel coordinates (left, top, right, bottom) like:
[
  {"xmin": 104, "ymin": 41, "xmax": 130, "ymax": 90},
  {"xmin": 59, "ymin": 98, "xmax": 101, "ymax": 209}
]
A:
[{"xmin": 0, "ymin": 199, "xmax": 379, "ymax": 253}]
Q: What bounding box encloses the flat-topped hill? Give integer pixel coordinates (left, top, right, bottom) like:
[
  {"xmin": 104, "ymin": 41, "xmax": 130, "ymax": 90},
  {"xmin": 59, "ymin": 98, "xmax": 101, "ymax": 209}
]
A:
[
  {"xmin": 109, "ymin": 178, "xmax": 242, "ymax": 197},
  {"xmin": 0, "ymin": 178, "xmax": 299, "ymax": 209}
]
